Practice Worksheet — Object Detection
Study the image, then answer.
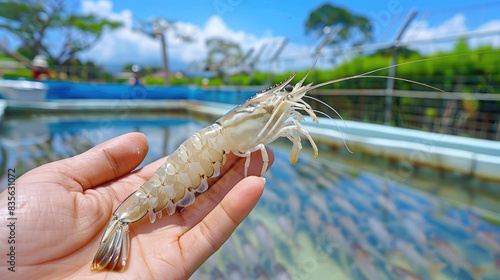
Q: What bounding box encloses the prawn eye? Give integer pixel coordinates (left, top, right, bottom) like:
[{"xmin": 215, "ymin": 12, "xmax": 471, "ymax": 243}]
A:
[
  {"xmin": 285, "ymin": 85, "xmax": 293, "ymax": 92},
  {"xmin": 286, "ymin": 94, "xmax": 292, "ymax": 100}
]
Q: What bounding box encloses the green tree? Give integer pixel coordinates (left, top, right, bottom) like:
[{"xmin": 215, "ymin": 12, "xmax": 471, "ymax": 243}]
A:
[
  {"xmin": 0, "ymin": 0, "xmax": 122, "ymax": 65},
  {"xmin": 372, "ymin": 46, "xmax": 421, "ymax": 58},
  {"xmin": 305, "ymin": 3, "xmax": 372, "ymax": 46}
]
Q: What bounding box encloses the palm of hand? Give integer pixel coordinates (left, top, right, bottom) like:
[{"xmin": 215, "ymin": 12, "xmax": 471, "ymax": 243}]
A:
[{"xmin": 0, "ymin": 133, "xmax": 272, "ymax": 279}]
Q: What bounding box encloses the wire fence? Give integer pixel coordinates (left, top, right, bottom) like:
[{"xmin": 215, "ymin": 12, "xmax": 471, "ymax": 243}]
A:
[
  {"xmin": 246, "ymin": 21, "xmax": 500, "ymax": 141},
  {"xmin": 305, "ymin": 89, "xmax": 500, "ymax": 140}
]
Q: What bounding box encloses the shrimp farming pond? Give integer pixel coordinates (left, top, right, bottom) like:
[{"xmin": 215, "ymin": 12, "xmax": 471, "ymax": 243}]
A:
[{"xmin": 1, "ymin": 109, "xmax": 500, "ymax": 280}]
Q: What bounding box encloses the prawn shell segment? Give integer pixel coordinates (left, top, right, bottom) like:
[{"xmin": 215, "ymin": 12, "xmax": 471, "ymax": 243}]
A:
[{"xmin": 140, "ymin": 124, "xmax": 228, "ymax": 216}]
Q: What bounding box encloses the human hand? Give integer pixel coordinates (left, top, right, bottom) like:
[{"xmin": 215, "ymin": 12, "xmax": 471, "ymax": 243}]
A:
[{"xmin": 0, "ymin": 132, "xmax": 274, "ymax": 279}]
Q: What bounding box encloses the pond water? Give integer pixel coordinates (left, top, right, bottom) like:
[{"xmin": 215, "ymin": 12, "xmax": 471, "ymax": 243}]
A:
[{"xmin": 1, "ymin": 113, "xmax": 500, "ymax": 280}]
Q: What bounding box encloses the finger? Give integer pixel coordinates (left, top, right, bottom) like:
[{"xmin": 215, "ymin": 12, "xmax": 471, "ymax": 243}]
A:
[
  {"xmin": 178, "ymin": 176, "xmax": 265, "ymax": 272},
  {"xmin": 22, "ymin": 132, "xmax": 149, "ymax": 191}
]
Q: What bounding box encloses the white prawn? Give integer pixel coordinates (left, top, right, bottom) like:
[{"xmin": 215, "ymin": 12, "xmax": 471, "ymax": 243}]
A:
[
  {"xmin": 91, "ymin": 55, "xmax": 460, "ymax": 271},
  {"xmin": 91, "ymin": 66, "xmax": 323, "ymax": 271}
]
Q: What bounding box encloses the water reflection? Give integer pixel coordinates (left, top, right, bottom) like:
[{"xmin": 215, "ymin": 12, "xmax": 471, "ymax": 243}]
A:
[{"xmin": 1, "ymin": 115, "xmax": 500, "ymax": 280}]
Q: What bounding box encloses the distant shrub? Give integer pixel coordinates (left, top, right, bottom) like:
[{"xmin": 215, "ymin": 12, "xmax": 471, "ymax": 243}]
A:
[
  {"xmin": 170, "ymin": 76, "xmax": 190, "ymax": 86},
  {"xmin": 144, "ymin": 76, "xmax": 164, "ymax": 85},
  {"xmin": 2, "ymin": 69, "xmax": 32, "ymax": 79}
]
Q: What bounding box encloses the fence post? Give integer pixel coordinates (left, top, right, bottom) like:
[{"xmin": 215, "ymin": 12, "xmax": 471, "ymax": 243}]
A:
[{"xmin": 384, "ymin": 9, "xmax": 418, "ymax": 125}]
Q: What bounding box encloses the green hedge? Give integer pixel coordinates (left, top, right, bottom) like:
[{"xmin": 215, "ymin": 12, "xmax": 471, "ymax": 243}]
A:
[{"xmin": 2, "ymin": 69, "xmax": 32, "ymax": 79}]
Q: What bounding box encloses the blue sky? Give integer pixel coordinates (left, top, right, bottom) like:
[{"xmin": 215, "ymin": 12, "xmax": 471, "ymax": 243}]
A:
[
  {"xmin": 75, "ymin": 0, "xmax": 500, "ymax": 72},
  {"xmin": 109, "ymin": 0, "xmax": 499, "ymax": 40}
]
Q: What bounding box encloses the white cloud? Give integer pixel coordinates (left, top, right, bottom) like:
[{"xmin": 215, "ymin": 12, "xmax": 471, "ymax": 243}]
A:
[
  {"xmin": 399, "ymin": 14, "xmax": 468, "ymax": 54},
  {"xmin": 403, "ymin": 14, "xmax": 468, "ymax": 42},
  {"xmin": 81, "ymin": 0, "xmax": 112, "ymax": 19},
  {"xmin": 401, "ymin": 14, "xmax": 500, "ymax": 54},
  {"xmin": 79, "ymin": 0, "xmax": 301, "ymax": 72},
  {"xmin": 80, "ymin": 0, "xmax": 158, "ymax": 70},
  {"xmin": 470, "ymin": 20, "xmax": 500, "ymax": 48},
  {"xmin": 78, "ymin": 1, "xmax": 500, "ymax": 73}
]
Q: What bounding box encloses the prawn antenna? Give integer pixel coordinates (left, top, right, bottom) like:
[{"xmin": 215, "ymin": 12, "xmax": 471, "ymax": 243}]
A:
[{"xmin": 312, "ymin": 109, "xmax": 353, "ymax": 154}]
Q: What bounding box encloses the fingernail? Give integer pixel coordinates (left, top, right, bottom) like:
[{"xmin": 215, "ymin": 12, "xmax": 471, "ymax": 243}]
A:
[{"xmin": 259, "ymin": 177, "xmax": 266, "ymax": 184}]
